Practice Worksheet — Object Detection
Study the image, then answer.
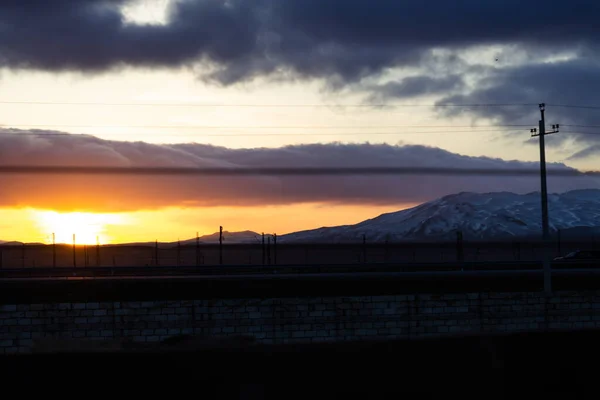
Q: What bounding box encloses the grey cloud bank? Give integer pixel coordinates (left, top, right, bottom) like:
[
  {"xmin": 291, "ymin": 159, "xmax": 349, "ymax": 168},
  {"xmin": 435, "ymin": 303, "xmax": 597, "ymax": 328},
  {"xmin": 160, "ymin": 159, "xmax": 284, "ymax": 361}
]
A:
[{"xmin": 0, "ymin": 130, "xmax": 597, "ymax": 212}]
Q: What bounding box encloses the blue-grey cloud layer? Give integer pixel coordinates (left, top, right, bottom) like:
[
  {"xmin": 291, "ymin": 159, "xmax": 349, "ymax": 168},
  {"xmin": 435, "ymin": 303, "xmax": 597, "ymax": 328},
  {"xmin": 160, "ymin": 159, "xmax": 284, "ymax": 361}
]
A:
[
  {"xmin": 1, "ymin": 0, "xmax": 599, "ymax": 83},
  {"xmin": 437, "ymin": 59, "xmax": 600, "ymax": 155}
]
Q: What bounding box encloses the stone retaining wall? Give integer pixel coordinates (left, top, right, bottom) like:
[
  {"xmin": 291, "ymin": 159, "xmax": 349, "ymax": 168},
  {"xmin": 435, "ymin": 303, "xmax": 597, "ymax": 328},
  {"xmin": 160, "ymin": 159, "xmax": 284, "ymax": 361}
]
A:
[{"xmin": 1, "ymin": 290, "xmax": 597, "ymax": 354}]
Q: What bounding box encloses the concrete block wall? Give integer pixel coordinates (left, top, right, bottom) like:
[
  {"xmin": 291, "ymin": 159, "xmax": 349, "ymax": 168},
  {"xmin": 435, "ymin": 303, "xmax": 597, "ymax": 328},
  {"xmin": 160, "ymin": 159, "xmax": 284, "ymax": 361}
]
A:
[{"xmin": 1, "ymin": 290, "xmax": 599, "ymax": 353}]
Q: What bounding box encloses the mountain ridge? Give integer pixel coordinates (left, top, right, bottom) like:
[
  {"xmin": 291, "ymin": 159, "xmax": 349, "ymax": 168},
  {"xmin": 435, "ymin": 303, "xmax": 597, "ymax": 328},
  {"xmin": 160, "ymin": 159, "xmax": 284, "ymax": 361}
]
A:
[
  {"xmin": 3, "ymin": 189, "xmax": 600, "ymax": 245},
  {"xmin": 277, "ymin": 189, "xmax": 600, "ymax": 243}
]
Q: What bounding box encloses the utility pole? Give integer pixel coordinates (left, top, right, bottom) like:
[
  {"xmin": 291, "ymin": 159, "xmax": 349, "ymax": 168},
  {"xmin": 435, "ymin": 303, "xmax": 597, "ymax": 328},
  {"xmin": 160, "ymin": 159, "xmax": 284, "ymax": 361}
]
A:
[
  {"xmin": 196, "ymin": 232, "xmax": 200, "ymax": 266},
  {"xmin": 72, "ymin": 234, "xmax": 76, "ymax": 268},
  {"xmin": 531, "ymin": 103, "xmax": 559, "ymax": 294},
  {"xmin": 52, "ymin": 233, "xmax": 56, "ymax": 268},
  {"xmin": 155, "ymin": 240, "xmax": 159, "ymax": 266},
  {"xmin": 219, "ymin": 226, "xmax": 223, "ymax": 265},
  {"xmin": 262, "ymin": 233, "xmax": 265, "ymax": 265},
  {"xmin": 273, "ymin": 233, "xmax": 277, "ymax": 265},
  {"xmin": 267, "ymin": 236, "xmax": 271, "ymax": 265},
  {"xmin": 96, "ymin": 236, "xmax": 100, "ymax": 267}
]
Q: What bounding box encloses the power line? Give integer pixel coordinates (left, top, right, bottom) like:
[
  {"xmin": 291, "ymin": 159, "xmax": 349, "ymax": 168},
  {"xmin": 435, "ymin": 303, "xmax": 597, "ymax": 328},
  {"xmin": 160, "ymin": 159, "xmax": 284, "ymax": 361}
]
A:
[
  {"xmin": 4, "ymin": 126, "xmax": 597, "ymax": 138},
  {"xmin": 524, "ymin": 129, "xmax": 600, "ymax": 136},
  {"xmin": 561, "ymin": 131, "xmax": 600, "ymax": 136},
  {"xmin": 0, "ymin": 123, "xmax": 532, "ymax": 129},
  {"xmin": 0, "ymin": 101, "xmax": 539, "ymax": 108},
  {"xmin": 3, "ymin": 100, "xmax": 600, "ymax": 111},
  {"xmin": 562, "ymin": 124, "xmax": 600, "ymax": 129},
  {"xmin": 0, "ymin": 165, "xmax": 595, "ymax": 177},
  {"xmin": 547, "ymin": 104, "xmax": 600, "ymax": 110},
  {"xmin": 0, "ymin": 129, "xmax": 527, "ymax": 137}
]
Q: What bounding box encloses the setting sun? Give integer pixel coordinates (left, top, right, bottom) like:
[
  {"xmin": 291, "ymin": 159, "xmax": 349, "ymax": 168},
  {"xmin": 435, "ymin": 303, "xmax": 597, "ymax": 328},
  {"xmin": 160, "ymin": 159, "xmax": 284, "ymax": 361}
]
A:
[{"xmin": 33, "ymin": 211, "xmax": 125, "ymax": 245}]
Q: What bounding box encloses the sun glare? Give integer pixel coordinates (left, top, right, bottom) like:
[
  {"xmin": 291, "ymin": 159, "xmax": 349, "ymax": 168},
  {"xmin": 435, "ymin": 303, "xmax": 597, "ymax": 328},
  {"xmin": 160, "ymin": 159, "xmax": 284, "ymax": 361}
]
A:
[
  {"xmin": 120, "ymin": 0, "xmax": 172, "ymax": 26},
  {"xmin": 33, "ymin": 211, "xmax": 124, "ymax": 245}
]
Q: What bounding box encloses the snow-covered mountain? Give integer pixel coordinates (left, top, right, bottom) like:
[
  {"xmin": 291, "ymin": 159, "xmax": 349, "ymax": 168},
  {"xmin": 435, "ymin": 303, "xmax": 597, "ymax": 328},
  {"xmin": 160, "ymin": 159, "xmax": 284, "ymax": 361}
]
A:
[{"xmin": 279, "ymin": 189, "xmax": 600, "ymax": 242}]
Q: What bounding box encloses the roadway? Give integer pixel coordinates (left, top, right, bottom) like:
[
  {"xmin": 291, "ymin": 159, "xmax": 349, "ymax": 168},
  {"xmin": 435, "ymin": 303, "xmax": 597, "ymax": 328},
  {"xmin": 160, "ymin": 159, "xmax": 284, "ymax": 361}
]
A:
[
  {"xmin": 0, "ymin": 259, "xmax": 597, "ymax": 279},
  {"xmin": 2, "ymin": 268, "xmax": 600, "ymax": 303}
]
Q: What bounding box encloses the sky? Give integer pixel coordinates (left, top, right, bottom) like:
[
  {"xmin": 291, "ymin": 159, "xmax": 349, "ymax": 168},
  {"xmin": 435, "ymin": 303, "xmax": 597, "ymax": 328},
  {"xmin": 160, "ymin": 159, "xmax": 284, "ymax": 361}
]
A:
[{"xmin": 1, "ymin": 0, "xmax": 600, "ymax": 244}]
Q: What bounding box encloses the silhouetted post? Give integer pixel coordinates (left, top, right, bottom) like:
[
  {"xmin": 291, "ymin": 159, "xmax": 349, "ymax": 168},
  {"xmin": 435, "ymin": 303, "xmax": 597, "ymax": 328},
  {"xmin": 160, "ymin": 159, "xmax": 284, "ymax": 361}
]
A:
[
  {"xmin": 84, "ymin": 244, "xmax": 88, "ymax": 267},
  {"xmin": 96, "ymin": 236, "xmax": 100, "ymax": 267},
  {"xmin": 557, "ymin": 229, "xmax": 562, "ymax": 257},
  {"xmin": 155, "ymin": 240, "xmax": 159, "ymax": 266},
  {"xmin": 531, "ymin": 103, "xmax": 559, "ymax": 294},
  {"xmin": 274, "ymin": 234, "xmax": 277, "ymax": 265},
  {"xmin": 540, "ymin": 114, "xmax": 551, "ymax": 293},
  {"xmin": 456, "ymin": 231, "xmax": 464, "ymax": 262},
  {"xmin": 362, "ymin": 234, "xmax": 366, "ymax": 264},
  {"xmin": 267, "ymin": 236, "xmax": 271, "ymax": 265},
  {"xmin": 22, "ymin": 243, "xmax": 25, "ymax": 268},
  {"xmin": 72, "ymin": 234, "xmax": 76, "ymax": 268},
  {"xmin": 196, "ymin": 232, "xmax": 200, "ymax": 266},
  {"xmin": 219, "ymin": 226, "xmax": 223, "ymax": 265},
  {"xmin": 177, "ymin": 240, "xmax": 181, "ymax": 267},
  {"xmin": 52, "ymin": 233, "xmax": 56, "ymax": 268},
  {"xmin": 262, "ymin": 233, "xmax": 266, "ymax": 265}
]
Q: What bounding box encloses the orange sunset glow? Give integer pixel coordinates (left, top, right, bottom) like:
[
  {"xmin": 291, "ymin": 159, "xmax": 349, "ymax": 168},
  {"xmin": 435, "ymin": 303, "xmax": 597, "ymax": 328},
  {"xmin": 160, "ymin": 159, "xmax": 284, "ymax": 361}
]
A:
[
  {"xmin": 0, "ymin": 203, "xmax": 414, "ymax": 245},
  {"xmin": 0, "ymin": 0, "xmax": 597, "ymax": 246},
  {"xmin": 32, "ymin": 211, "xmax": 126, "ymax": 245}
]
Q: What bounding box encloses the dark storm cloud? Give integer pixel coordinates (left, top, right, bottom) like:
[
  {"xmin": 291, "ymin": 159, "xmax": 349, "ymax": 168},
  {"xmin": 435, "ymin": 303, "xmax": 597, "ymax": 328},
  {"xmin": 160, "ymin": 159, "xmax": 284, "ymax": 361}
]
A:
[
  {"xmin": 4, "ymin": 1, "xmax": 600, "ymax": 159},
  {"xmin": 438, "ymin": 61, "xmax": 600, "ymax": 123},
  {"xmin": 367, "ymin": 75, "xmax": 465, "ymax": 101},
  {"xmin": 0, "ymin": 130, "xmax": 597, "ymax": 212},
  {"xmin": 436, "ymin": 60, "xmax": 600, "ymax": 151},
  {"xmin": 1, "ymin": 0, "xmax": 600, "ymax": 84},
  {"xmin": 0, "ymin": 0, "xmax": 261, "ymax": 73}
]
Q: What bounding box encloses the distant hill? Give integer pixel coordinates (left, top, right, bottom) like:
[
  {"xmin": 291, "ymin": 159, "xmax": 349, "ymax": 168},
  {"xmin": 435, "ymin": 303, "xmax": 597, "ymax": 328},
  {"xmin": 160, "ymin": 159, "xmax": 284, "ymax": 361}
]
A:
[
  {"xmin": 0, "ymin": 241, "xmax": 22, "ymax": 246},
  {"xmin": 0, "ymin": 241, "xmax": 45, "ymax": 246},
  {"xmin": 279, "ymin": 189, "xmax": 600, "ymax": 243},
  {"xmin": 182, "ymin": 230, "xmax": 262, "ymax": 244},
  {"xmin": 111, "ymin": 230, "xmax": 263, "ymax": 248},
  {"xmin": 2, "ymin": 190, "xmax": 600, "ymax": 246}
]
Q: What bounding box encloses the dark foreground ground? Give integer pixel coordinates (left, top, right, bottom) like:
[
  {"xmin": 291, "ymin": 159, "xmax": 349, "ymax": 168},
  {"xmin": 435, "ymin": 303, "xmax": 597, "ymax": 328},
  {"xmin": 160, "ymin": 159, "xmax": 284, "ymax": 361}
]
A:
[
  {"xmin": 3, "ymin": 330, "xmax": 598, "ymax": 399},
  {"xmin": 1, "ymin": 240, "xmax": 597, "ymax": 268}
]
